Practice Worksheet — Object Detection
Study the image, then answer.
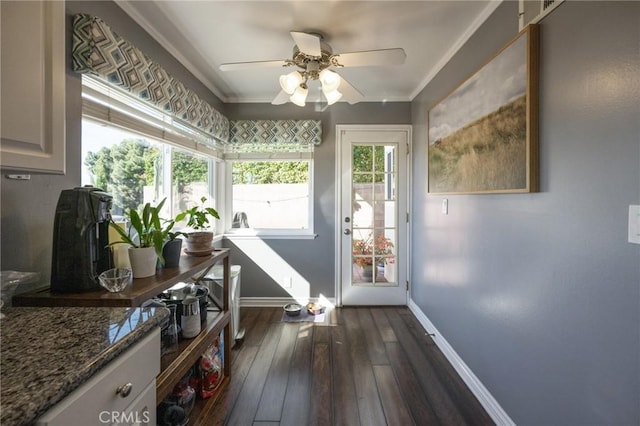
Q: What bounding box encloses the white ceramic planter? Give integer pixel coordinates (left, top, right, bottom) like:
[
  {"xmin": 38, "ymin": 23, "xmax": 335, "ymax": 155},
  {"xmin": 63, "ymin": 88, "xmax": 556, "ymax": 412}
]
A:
[{"xmin": 128, "ymin": 246, "xmax": 158, "ymax": 278}]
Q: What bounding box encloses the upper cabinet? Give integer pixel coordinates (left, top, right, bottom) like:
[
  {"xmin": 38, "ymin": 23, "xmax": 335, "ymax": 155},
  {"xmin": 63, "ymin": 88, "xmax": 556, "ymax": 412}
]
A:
[{"xmin": 1, "ymin": 1, "xmax": 66, "ymax": 174}]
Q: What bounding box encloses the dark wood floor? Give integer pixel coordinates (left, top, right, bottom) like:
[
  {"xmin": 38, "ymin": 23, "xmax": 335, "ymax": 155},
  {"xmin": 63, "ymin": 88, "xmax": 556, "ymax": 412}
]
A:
[{"xmin": 206, "ymin": 306, "xmax": 494, "ymax": 426}]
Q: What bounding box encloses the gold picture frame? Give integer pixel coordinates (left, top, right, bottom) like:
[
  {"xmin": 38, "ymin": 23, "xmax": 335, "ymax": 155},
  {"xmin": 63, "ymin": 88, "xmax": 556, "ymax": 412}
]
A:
[{"xmin": 428, "ymin": 24, "xmax": 539, "ymax": 194}]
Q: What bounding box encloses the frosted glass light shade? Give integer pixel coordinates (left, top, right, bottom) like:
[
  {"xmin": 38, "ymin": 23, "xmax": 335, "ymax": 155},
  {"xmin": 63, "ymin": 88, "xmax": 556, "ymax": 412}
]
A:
[
  {"xmin": 279, "ymin": 71, "xmax": 303, "ymax": 95},
  {"xmin": 290, "ymin": 85, "xmax": 308, "ymax": 106},
  {"xmin": 323, "ymin": 88, "xmax": 342, "ymax": 105},
  {"xmin": 319, "ymin": 69, "xmax": 341, "ymax": 92}
]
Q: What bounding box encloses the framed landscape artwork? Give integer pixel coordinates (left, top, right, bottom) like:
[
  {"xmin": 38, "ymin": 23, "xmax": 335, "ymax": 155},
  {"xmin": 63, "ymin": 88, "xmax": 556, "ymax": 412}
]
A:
[{"xmin": 428, "ymin": 24, "xmax": 539, "ymax": 194}]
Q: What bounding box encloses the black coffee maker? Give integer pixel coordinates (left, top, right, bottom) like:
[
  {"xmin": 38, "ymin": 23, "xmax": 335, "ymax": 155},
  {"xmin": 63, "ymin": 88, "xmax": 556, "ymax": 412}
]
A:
[{"xmin": 51, "ymin": 186, "xmax": 113, "ymax": 293}]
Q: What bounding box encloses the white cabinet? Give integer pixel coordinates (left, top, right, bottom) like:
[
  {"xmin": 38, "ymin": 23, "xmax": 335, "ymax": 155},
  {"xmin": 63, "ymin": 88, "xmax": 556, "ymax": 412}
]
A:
[
  {"xmin": 36, "ymin": 329, "xmax": 160, "ymax": 426},
  {"xmin": 0, "ymin": 0, "xmax": 66, "ymax": 174}
]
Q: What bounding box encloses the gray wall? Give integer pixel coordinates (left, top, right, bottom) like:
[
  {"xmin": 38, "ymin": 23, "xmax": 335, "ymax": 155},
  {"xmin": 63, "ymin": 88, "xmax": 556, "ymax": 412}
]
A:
[
  {"xmin": 0, "ymin": 1, "xmax": 225, "ymax": 282},
  {"xmin": 224, "ymin": 102, "xmax": 411, "ymax": 299},
  {"xmin": 411, "ymin": 1, "xmax": 640, "ymax": 424}
]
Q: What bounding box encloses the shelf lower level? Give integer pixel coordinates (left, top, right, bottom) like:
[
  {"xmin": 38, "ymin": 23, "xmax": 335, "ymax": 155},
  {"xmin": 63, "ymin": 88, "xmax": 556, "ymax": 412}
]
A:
[{"xmin": 156, "ymin": 309, "xmax": 231, "ymax": 403}]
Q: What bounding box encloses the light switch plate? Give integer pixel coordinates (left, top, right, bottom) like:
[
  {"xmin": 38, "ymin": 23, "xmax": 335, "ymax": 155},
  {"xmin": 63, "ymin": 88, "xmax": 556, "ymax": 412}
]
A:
[{"xmin": 629, "ymin": 205, "xmax": 640, "ymax": 244}]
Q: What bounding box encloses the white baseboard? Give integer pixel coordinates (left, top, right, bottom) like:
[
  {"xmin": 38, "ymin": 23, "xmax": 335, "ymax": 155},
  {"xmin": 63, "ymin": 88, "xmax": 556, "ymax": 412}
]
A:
[
  {"xmin": 240, "ymin": 296, "xmax": 336, "ymax": 308},
  {"xmin": 408, "ymin": 299, "xmax": 515, "ymax": 426}
]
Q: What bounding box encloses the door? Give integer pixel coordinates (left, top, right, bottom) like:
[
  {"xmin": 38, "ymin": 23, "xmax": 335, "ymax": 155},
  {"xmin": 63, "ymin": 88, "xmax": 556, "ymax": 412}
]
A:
[{"xmin": 337, "ymin": 125, "xmax": 410, "ymax": 306}]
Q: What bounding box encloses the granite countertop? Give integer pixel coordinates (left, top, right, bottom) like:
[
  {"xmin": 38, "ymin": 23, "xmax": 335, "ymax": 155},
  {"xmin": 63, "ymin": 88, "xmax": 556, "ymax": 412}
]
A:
[{"xmin": 0, "ymin": 306, "xmax": 168, "ymax": 426}]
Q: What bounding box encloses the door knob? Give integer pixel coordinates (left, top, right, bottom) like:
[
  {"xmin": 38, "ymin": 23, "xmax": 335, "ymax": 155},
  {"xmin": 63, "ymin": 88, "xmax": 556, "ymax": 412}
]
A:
[{"xmin": 344, "ymin": 229, "xmax": 351, "ymax": 235}]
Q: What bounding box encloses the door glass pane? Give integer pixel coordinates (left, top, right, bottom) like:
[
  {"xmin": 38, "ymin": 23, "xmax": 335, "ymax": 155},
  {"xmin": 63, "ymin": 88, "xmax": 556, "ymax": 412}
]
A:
[
  {"xmin": 352, "ymin": 145, "xmax": 373, "ymax": 172},
  {"xmin": 351, "ymin": 143, "xmax": 398, "ymax": 287},
  {"xmin": 353, "ymin": 181, "xmax": 374, "ymax": 229},
  {"xmin": 384, "ymin": 173, "xmax": 396, "ymax": 201},
  {"xmin": 375, "ymin": 201, "xmax": 396, "ymax": 227}
]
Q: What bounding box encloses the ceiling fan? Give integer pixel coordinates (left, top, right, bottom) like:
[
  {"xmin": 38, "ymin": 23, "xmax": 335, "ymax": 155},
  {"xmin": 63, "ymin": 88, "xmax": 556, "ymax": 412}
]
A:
[{"xmin": 219, "ymin": 31, "xmax": 406, "ymax": 107}]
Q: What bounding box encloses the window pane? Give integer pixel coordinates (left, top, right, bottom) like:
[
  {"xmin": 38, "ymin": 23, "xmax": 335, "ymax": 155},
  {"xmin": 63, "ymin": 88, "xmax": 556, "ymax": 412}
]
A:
[
  {"xmin": 231, "ymin": 161, "xmax": 309, "ymax": 229},
  {"xmin": 82, "ymin": 120, "xmax": 165, "ymax": 217},
  {"xmin": 172, "ymin": 148, "xmax": 210, "ymax": 220}
]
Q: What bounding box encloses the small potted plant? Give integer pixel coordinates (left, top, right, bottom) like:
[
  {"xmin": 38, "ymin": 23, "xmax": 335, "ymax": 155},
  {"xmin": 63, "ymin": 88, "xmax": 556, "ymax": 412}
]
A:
[
  {"xmin": 158, "ymin": 219, "xmax": 188, "ymax": 268},
  {"xmin": 110, "ymin": 199, "xmax": 166, "ymax": 278},
  {"xmin": 175, "ymin": 196, "xmax": 220, "ymax": 254}
]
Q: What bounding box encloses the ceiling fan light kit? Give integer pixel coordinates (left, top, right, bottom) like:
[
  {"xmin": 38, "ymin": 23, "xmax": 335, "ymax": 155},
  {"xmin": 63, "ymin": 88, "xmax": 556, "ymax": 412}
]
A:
[
  {"xmin": 290, "ymin": 85, "xmax": 309, "ymax": 107},
  {"xmin": 319, "ymin": 69, "xmax": 341, "ymax": 92},
  {"xmin": 220, "ymin": 31, "xmax": 406, "ymax": 107},
  {"xmin": 279, "ymin": 71, "xmax": 304, "ymax": 95},
  {"xmin": 323, "ymin": 88, "xmax": 342, "ymax": 105}
]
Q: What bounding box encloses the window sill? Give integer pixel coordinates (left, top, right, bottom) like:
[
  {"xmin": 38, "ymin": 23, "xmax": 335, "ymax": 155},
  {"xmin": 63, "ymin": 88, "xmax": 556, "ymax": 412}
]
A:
[{"xmin": 223, "ymin": 232, "xmax": 317, "ymax": 240}]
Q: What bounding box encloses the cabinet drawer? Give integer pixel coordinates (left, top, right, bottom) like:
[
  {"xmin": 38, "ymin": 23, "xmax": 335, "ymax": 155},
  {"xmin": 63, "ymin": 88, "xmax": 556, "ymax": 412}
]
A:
[
  {"xmin": 105, "ymin": 380, "xmax": 157, "ymax": 426},
  {"xmin": 36, "ymin": 328, "xmax": 160, "ymax": 425}
]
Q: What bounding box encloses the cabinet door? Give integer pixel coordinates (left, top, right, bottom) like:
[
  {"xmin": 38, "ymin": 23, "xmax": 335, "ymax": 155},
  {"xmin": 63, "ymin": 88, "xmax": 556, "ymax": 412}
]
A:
[
  {"xmin": 35, "ymin": 329, "xmax": 160, "ymax": 425},
  {"xmin": 0, "ymin": 0, "xmax": 65, "ymax": 174}
]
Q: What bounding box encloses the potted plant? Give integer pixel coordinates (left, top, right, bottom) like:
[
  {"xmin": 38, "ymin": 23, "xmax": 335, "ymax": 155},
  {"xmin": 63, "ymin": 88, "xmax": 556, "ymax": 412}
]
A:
[
  {"xmin": 110, "ymin": 199, "xmax": 166, "ymax": 278},
  {"xmin": 175, "ymin": 196, "xmax": 220, "ymax": 254},
  {"xmin": 352, "ymin": 233, "xmax": 394, "ymax": 280},
  {"xmin": 159, "ymin": 220, "xmax": 188, "ymax": 268}
]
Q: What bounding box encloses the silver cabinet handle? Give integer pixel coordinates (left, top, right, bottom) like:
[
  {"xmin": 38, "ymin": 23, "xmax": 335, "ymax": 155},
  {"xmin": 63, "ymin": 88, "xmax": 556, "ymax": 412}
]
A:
[
  {"xmin": 344, "ymin": 229, "xmax": 351, "ymax": 235},
  {"xmin": 116, "ymin": 383, "xmax": 133, "ymax": 398}
]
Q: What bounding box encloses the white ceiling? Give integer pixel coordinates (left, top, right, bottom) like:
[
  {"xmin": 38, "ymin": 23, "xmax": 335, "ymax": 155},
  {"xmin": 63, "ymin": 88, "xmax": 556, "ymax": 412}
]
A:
[{"xmin": 115, "ymin": 1, "xmax": 501, "ymax": 105}]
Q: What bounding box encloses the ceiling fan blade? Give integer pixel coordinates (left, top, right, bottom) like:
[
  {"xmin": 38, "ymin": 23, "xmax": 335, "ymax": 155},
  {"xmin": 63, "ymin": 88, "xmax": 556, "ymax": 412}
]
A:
[
  {"xmin": 271, "ymin": 90, "xmax": 290, "ymax": 105},
  {"xmin": 337, "ymin": 75, "xmax": 364, "ymax": 105},
  {"xmin": 335, "ymin": 48, "xmax": 406, "ymax": 67},
  {"xmin": 290, "ymin": 31, "xmax": 322, "ymax": 57},
  {"xmin": 220, "ymin": 59, "xmax": 288, "ymax": 71}
]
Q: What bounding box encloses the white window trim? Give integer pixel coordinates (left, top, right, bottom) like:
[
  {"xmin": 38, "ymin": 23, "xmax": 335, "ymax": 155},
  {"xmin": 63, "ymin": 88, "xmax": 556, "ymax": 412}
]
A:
[{"xmin": 223, "ymin": 157, "xmax": 316, "ymax": 238}]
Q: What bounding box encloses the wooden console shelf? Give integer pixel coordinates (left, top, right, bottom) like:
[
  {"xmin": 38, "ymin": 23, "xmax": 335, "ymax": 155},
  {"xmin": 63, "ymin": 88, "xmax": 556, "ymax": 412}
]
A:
[
  {"xmin": 12, "ymin": 249, "xmax": 232, "ymax": 424},
  {"xmin": 12, "ymin": 249, "xmax": 230, "ymax": 307}
]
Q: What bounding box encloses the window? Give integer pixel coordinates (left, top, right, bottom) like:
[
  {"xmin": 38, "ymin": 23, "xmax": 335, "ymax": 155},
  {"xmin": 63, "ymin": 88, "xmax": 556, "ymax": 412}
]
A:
[
  {"xmin": 80, "ymin": 75, "xmax": 218, "ymax": 224},
  {"xmin": 226, "ymin": 158, "xmax": 314, "ymax": 237}
]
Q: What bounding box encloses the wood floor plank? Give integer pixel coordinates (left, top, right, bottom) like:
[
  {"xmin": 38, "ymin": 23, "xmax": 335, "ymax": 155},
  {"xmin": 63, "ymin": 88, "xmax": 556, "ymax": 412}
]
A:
[
  {"xmin": 208, "ymin": 343, "xmax": 260, "ymax": 425},
  {"xmin": 254, "ymin": 323, "xmax": 300, "ymax": 422},
  {"xmin": 309, "ymin": 342, "xmax": 332, "ymax": 426},
  {"xmin": 385, "ymin": 341, "xmax": 440, "ymax": 424},
  {"xmin": 331, "ymin": 307, "xmax": 342, "ymax": 326},
  {"xmin": 243, "ymin": 308, "xmax": 277, "ymax": 347},
  {"xmin": 280, "ymin": 323, "xmax": 314, "ymax": 426},
  {"xmin": 384, "ymin": 307, "xmax": 468, "ymax": 425},
  {"xmin": 373, "ymin": 365, "xmax": 415, "ymax": 426},
  {"xmin": 207, "ymin": 307, "xmax": 493, "ymax": 426},
  {"xmin": 357, "ymin": 308, "xmax": 389, "ymax": 365},
  {"xmin": 328, "ymin": 307, "xmax": 339, "ymax": 326},
  {"xmin": 269, "ymin": 307, "xmax": 285, "ymax": 323},
  {"xmin": 396, "ymin": 308, "xmax": 494, "ymax": 425},
  {"xmin": 313, "ymin": 323, "xmax": 330, "ymax": 344},
  {"xmin": 342, "ymin": 308, "xmax": 387, "ymax": 426},
  {"xmin": 372, "ymin": 305, "xmax": 398, "ymax": 343},
  {"xmin": 329, "ymin": 325, "xmax": 360, "ymax": 426},
  {"xmin": 226, "ymin": 320, "xmax": 284, "ymax": 425}
]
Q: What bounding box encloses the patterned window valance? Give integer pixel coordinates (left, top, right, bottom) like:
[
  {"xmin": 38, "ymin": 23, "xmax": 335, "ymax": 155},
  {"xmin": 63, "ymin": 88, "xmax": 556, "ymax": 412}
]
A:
[
  {"xmin": 71, "ymin": 14, "xmax": 229, "ymax": 144},
  {"xmin": 228, "ymin": 120, "xmax": 322, "ymax": 153}
]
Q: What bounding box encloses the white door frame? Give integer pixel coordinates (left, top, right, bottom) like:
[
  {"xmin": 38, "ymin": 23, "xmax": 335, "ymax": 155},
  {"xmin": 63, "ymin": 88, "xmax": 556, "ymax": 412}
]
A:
[{"xmin": 334, "ymin": 124, "xmax": 412, "ymax": 307}]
